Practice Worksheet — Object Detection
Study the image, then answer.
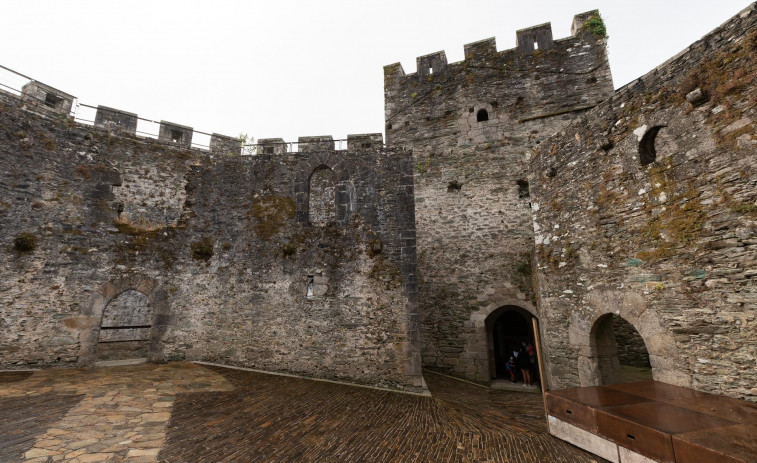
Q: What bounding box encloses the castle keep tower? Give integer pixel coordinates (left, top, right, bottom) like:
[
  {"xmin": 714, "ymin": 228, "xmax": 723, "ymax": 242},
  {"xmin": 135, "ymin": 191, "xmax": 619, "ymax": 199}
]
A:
[{"xmin": 384, "ymin": 11, "xmax": 614, "ymax": 384}]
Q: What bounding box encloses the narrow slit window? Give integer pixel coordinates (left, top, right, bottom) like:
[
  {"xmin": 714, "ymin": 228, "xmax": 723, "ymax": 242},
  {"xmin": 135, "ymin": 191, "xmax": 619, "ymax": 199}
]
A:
[
  {"xmin": 534, "ymin": 41, "xmax": 539, "ymax": 50},
  {"xmin": 517, "ymin": 179, "xmax": 530, "ymax": 198},
  {"xmin": 639, "ymin": 125, "xmax": 666, "ymax": 166},
  {"xmin": 306, "ymin": 276, "xmax": 314, "ymax": 298}
]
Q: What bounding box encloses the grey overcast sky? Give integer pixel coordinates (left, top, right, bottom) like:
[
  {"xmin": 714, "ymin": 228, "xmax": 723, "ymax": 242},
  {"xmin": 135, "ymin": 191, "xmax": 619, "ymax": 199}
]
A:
[{"xmin": 0, "ymin": 1, "xmax": 751, "ymax": 145}]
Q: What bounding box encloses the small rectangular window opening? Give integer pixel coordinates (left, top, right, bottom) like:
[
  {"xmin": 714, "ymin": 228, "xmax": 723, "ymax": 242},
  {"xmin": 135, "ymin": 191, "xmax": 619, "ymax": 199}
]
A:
[
  {"xmin": 534, "ymin": 41, "xmax": 539, "ymax": 50},
  {"xmin": 44, "ymin": 92, "xmax": 62, "ymax": 108},
  {"xmin": 306, "ymin": 275, "xmax": 314, "ymax": 298},
  {"xmin": 170, "ymin": 129, "xmax": 183, "ymax": 143},
  {"xmin": 429, "ymin": 67, "xmax": 433, "ymax": 74},
  {"xmin": 263, "ymin": 146, "xmax": 274, "ymax": 154}
]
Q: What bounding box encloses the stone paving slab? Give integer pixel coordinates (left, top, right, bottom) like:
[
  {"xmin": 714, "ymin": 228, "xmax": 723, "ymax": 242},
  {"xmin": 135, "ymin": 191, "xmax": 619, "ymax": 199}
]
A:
[
  {"xmin": 0, "ymin": 363, "xmax": 606, "ymax": 462},
  {"xmin": 0, "ymin": 362, "xmax": 233, "ymax": 462}
]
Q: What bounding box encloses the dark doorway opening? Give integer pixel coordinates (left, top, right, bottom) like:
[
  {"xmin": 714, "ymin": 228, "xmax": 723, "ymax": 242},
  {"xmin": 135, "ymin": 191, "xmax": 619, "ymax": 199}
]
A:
[{"xmin": 487, "ymin": 306, "xmax": 540, "ymax": 386}]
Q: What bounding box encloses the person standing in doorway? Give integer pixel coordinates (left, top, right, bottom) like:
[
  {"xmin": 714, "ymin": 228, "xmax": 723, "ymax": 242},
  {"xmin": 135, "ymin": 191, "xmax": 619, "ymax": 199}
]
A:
[
  {"xmin": 506, "ymin": 355, "xmax": 517, "ymax": 383},
  {"xmin": 518, "ymin": 341, "xmax": 532, "ymax": 386}
]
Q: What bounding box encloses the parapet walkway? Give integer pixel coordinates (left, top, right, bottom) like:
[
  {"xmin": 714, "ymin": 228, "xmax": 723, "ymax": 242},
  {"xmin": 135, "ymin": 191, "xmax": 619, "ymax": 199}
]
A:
[
  {"xmin": 546, "ymin": 381, "xmax": 756, "ymax": 463},
  {"xmin": 0, "ymin": 362, "xmax": 602, "ymax": 462}
]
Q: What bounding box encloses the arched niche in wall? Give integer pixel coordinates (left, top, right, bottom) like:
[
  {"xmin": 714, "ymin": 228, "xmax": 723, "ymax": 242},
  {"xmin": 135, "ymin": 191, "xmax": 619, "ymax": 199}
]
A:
[
  {"xmin": 589, "ymin": 313, "xmax": 652, "ymax": 385},
  {"xmin": 96, "ymin": 290, "xmax": 153, "ymax": 362},
  {"xmin": 465, "ymin": 102, "xmax": 496, "ymax": 126},
  {"xmin": 459, "ymin": 102, "xmax": 502, "ymax": 146},
  {"xmin": 78, "ymin": 277, "xmax": 171, "ymax": 366},
  {"xmin": 570, "ymin": 291, "xmax": 690, "ymax": 389}
]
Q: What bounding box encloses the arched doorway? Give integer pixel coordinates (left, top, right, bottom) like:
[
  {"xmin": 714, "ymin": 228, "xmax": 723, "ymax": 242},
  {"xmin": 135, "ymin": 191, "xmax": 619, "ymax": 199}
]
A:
[
  {"xmin": 590, "ymin": 313, "xmax": 652, "ymax": 384},
  {"xmin": 96, "ymin": 290, "xmax": 154, "ymax": 361},
  {"xmin": 486, "ymin": 305, "xmax": 540, "ymax": 386}
]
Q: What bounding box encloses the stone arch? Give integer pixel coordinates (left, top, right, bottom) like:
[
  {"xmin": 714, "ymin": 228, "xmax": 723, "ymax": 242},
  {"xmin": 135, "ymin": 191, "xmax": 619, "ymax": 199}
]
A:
[
  {"xmin": 589, "ymin": 313, "xmax": 651, "ymax": 385},
  {"xmin": 78, "ymin": 276, "xmax": 171, "ymax": 366},
  {"xmin": 485, "ymin": 305, "xmax": 536, "ymax": 382},
  {"xmin": 466, "ymin": 297, "xmax": 538, "ymax": 383},
  {"xmin": 96, "ymin": 290, "xmax": 153, "ymax": 361},
  {"xmin": 465, "ymin": 102, "xmax": 496, "ymax": 126},
  {"xmin": 294, "ymin": 153, "xmax": 352, "ymax": 224},
  {"xmin": 570, "ymin": 291, "xmax": 690, "ymax": 388}
]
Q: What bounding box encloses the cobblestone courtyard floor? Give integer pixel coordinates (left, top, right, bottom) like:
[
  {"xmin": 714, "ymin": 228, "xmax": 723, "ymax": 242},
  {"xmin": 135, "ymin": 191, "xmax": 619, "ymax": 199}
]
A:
[{"xmin": 0, "ymin": 362, "xmax": 604, "ymax": 462}]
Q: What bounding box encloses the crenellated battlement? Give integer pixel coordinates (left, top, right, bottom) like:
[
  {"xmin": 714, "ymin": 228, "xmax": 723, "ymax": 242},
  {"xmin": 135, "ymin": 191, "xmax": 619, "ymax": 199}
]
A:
[
  {"xmin": 1, "ymin": 64, "xmax": 387, "ymax": 159},
  {"xmin": 95, "ymin": 106, "xmax": 138, "ymax": 133},
  {"xmin": 415, "ymin": 51, "xmax": 448, "ymax": 77},
  {"xmin": 21, "ymin": 80, "xmax": 75, "ymax": 115},
  {"xmin": 384, "ymin": 11, "xmax": 605, "ymax": 79},
  {"xmin": 516, "ymin": 22, "xmax": 554, "ymax": 53},
  {"xmin": 255, "ymin": 134, "xmax": 385, "ymax": 154},
  {"xmin": 463, "ymin": 38, "xmax": 496, "ymax": 60},
  {"xmin": 383, "ymin": 10, "xmax": 614, "ymax": 148},
  {"xmin": 1, "ymin": 66, "xmax": 243, "ymax": 155}
]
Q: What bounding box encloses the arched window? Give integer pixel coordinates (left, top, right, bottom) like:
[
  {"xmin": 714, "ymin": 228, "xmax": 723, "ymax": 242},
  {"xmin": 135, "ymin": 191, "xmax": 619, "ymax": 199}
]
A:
[
  {"xmin": 639, "ymin": 125, "xmax": 666, "ymax": 166},
  {"xmin": 309, "ymin": 166, "xmax": 336, "ymax": 225},
  {"xmin": 476, "ymin": 108, "xmax": 489, "ymax": 122}
]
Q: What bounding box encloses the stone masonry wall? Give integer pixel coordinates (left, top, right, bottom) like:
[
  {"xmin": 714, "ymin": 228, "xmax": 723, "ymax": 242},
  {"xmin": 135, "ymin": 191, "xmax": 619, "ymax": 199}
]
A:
[
  {"xmin": 528, "ymin": 3, "xmax": 757, "ymax": 400},
  {"xmin": 384, "ymin": 11, "xmax": 614, "ymax": 383},
  {"xmin": 612, "ymin": 314, "xmax": 651, "ymax": 368},
  {"xmin": 0, "ymin": 93, "xmax": 422, "ymax": 392}
]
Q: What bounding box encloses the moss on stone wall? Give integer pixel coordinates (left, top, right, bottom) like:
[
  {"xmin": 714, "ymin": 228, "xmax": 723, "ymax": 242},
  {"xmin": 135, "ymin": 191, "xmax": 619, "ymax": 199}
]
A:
[
  {"xmin": 190, "ymin": 237, "xmax": 214, "ymax": 260},
  {"xmin": 583, "ymin": 13, "xmax": 607, "ymax": 39},
  {"xmin": 251, "ymin": 196, "xmax": 296, "ymax": 240},
  {"xmin": 13, "ymin": 233, "xmax": 37, "ymax": 252}
]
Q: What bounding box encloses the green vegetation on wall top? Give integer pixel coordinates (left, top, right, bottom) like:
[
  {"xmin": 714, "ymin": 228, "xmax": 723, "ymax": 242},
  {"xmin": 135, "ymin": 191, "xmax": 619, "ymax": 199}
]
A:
[{"xmin": 584, "ymin": 13, "xmax": 607, "ymax": 39}]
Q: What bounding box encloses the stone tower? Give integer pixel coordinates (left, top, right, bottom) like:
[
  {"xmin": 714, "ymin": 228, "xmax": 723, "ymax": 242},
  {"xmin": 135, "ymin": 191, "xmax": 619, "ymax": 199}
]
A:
[{"xmin": 384, "ymin": 11, "xmax": 614, "ymax": 383}]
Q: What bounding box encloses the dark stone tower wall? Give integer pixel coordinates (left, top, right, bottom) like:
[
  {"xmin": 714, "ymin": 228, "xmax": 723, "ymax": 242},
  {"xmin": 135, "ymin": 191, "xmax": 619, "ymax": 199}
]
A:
[{"xmin": 384, "ymin": 11, "xmax": 614, "ymax": 382}]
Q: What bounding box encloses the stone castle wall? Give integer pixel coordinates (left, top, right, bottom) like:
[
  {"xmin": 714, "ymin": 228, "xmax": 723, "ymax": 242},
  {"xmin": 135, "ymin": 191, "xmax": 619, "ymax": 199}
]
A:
[
  {"xmin": 2, "ymin": 4, "xmax": 755, "ymax": 400},
  {"xmin": 384, "ymin": 11, "xmax": 615, "ymax": 382},
  {"xmin": 528, "ymin": 3, "xmax": 757, "ymax": 400},
  {"xmin": 0, "ymin": 93, "xmax": 422, "ymax": 392}
]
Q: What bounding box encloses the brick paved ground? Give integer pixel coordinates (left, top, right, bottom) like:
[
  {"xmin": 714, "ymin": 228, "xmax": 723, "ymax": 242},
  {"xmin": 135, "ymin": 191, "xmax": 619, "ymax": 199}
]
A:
[{"xmin": 0, "ymin": 363, "xmax": 605, "ymax": 463}]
